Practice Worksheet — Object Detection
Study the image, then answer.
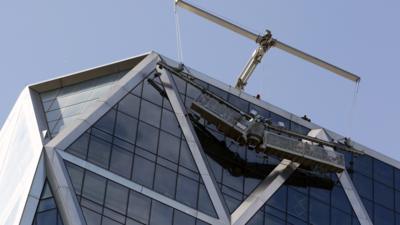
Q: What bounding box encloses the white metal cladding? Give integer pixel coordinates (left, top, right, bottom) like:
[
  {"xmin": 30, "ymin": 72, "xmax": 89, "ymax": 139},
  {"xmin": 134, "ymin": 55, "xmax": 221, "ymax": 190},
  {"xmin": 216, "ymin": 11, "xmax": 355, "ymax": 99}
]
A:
[{"xmin": 0, "ymin": 88, "xmax": 44, "ymax": 225}]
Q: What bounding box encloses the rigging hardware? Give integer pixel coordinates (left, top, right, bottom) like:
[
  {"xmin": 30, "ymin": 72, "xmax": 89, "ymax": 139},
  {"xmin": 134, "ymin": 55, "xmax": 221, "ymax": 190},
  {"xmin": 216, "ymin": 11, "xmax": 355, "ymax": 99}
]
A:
[
  {"xmin": 156, "ymin": 63, "xmax": 364, "ymax": 173},
  {"xmin": 175, "ymin": 0, "xmax": 360, "ymax": 90}
]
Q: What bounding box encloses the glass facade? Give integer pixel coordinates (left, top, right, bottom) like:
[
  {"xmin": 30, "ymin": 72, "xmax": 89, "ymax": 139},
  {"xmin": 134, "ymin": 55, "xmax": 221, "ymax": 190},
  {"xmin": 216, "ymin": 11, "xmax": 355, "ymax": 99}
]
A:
[
  {"xmin": 65, "ymin": 162, "xmax": 209, "ymax": 225},
  {"xmin": 3, "ymin": 54, "xmax": 399, "ymax": 225},
  {"xmin": 349, "ymin": 153, "xmax": 400, "ymax": 225},
  {"xmin": 64, "ymin": 72, "xmax": 216, "ymax": 218},
  {"xmin": 32, "ymin": 181, "xmax": 64, "ymax": 225},
  {"xmin": 171, "ymin": 73, "xmax": 317, "ymax": 211}
]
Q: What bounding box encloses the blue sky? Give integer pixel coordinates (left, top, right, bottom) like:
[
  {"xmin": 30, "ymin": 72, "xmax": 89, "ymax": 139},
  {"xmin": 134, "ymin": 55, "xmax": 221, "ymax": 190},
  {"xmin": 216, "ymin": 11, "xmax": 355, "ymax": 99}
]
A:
[{"xmin": 0, "ymin": 0, "xmax": 399, "ymax": 161}]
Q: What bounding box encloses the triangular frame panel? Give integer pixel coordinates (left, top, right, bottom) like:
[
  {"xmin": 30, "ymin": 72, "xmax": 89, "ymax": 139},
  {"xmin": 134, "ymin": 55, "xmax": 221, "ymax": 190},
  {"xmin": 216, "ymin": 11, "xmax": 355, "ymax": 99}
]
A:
[{"xmin": 43, "ymin": 53, "xmax": 160, "ymax": 225}]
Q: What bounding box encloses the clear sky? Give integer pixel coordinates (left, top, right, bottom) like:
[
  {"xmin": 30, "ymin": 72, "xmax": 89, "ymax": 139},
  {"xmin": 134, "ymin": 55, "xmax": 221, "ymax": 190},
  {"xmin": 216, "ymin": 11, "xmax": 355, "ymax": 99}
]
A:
[{"xmin": 0, "ymin": 0, "xmax": 399, "ymax": 161}]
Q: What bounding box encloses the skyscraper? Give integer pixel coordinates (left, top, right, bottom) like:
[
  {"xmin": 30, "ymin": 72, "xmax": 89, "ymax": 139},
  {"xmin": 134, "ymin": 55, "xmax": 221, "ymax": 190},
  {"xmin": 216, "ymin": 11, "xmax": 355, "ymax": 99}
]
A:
[{"xmin": 0, "ymin": 52, "xmax": 398, "ymax": 225}]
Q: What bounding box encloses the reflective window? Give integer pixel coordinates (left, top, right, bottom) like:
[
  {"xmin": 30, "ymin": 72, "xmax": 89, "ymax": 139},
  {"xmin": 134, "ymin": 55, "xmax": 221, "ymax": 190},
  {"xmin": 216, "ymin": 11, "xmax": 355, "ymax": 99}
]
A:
[
  {"xmin": 331, "ymin": 184, "xmax": 351, "ymax": 214},
  {"xmin": 82, "ymin": 171, "xmax": 106, "ymax": 204},
  {"xmin": 353, "ymin": 155, "xmax": 373, "ymax": 177},
  {"xmin": 331, "ymin": 208, "xmax": 351, "ymax": 225},
  {"xmin": 109, "ymin": 146, "xmax": 133, "ymax": 179},
  {"xmin": 32, "ymin": 181, "xmax": 64, "ymax": 225},
  {"xmin": 139, "ymin": 100, "xmax": 161, "ymax": 127},
  {"xmin": 105, "ymin": 181, "xmax": 129, "ymax": 214},
  {"xmin": 161, "ymin": 108, "xmax": 181, "ymax": 137},
  {"xmin": 352, "ymin": 173, "xmax": 373, "ymax": 199},
  {"xmin": 94, "ymin": 109, "xmax": 116, "ymax": 134},
  {"xmin": 149, "ymin": 201, "xmax": 173, "ymax": 225},
  {"xmin": 247, "ymin": 210, "xmax": 264, "ymax": 225},
  {"xmin": 128, "ymin": 191, "xmax": 151, "ymax": 224},
  {"xmin": 375, "ymin": 204, "xmax": 395, "ymax": 225},
  {"xmin": 114, "ymin": 112, "xmax": 138, "ymax": 144},
  {"xmin": 176, "ymin": 175, "xmax": 198, "ymax": 208},
  {"xmin": 142, "ymin": 78, "xmax": 163, "ymax": 106},
  {"xmin": 173, "ymin": 210, "xmax": 196, "ymax": 225},
  {"xmin": 66, "ymin": 164, "xmax": 208, "ymax": 225},
  {"xmin": 374, "ymin": 181, "xmax": 394, "ymax": 209},
  {"xmin": 374, "ymin": 159, "xmax": 394, "ymax": 186},
  {"xmin": 309, "ymin": 198, "xmax": 330, "ymax": 225},
  {"xmin": 395, "ymin": 169, "xmax": 400, "ymax": 191},
  {"xmin": 158, "ymin": 131, "xmax": 180, "ymax": 162},
  {"xmin": 81, "ymin": 208, "xmax": 101, "ymax": 225},
  {"xmin": 118, "ymin": 93, "xmax": 140, "ymax": 118},
  {"xmin": 287, "ymin": 188, "xmax": 308, "ymax": 221},
  {"xmin": 65, "ymin": 163, "xmax": 84, "ymax": 195},
  {"xmin": 68, "ymin": 132, "xmax": 90, "ymax": 159},
  {"xmin": 267, "ymin": 186, "xmax": 287, "ymax": 211},
  {"xmin": 132, "ymin": 155, "xmax": 155, "ymax": 188},
  {"xmin": 136, "ymin": 122, "xmax": 158, "ymax": 153},
  {"xmin": 87, "ymin": 136, "xmax": 112, "ymax": 169},
  {"xmin": 154, "ymin": 165, "xmax": 177, "ymax": 198}
]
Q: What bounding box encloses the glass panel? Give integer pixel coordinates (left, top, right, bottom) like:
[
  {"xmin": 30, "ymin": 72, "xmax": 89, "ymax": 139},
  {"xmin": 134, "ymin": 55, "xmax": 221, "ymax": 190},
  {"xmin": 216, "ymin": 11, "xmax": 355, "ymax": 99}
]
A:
[
  {"xmin": 68, "ymin": 132, "xmax": 90, "ymax": 159},
  {"xmin": 158, "ymin": 131, "xmax": 180, "ymax": 162},
  {"xmin": 173, "ymin": 210, "xmax": 196, "ymax": 225},
  {"xmin": 161, "ymin": 108, "xmax": 181, "ymax": 137},
  {"xmin": 109, "ymin": 146, "xmax": 133, "ymax": 179},
  {"xmin": 142, "ymin": 78, "xmax": 163, "ymax": 106},
  {"xmin": 374, "ymin": 181, "xmax": 394, "ymax": 209},
  {"xmin": 331, "ymin": 184, "xmax": 351, "ymax": 214},
  {"xmin": 127, "ymin": 191, "xmax": 151, "ymax": 224},
  {"xmin": 118, "ymin": 93, "xmax": 140, "ymax": 119},
  {"xmin": 331, "ymin": 208, "xmax": 351, "ymax": 225},
  {"xmin": 309, "ymin": 199, "xmax": 330, "ymax": 225},
  {"xmin": 139, "ymin": 100, "xmax": 162, "ymax": 127},
  {"xmin": 105, "ymin": 181, "xmax": 129, "ymax": 214},
  {"xmin": 287, "ymin": 187, "xmax": 308, "ymax": 221},
  {"xmin": 82, "ymin": 171, "xmax": 107, "ymax": 204},
  {"xmin": 154, "ymin": 165, "xmax": 177, "ymax": 198},
  {"xmin": 32, "ymin": 181, "xmax": 64, "ymax": 225},
  {"xmin": 198, "ymin": 184, "xmax": 217, "ymax": 217},
  {"xmin": 266, "ymin": 186, "xmax": 287, "ymax": 211},
  {"xmin": 94, "ymin": 109, "xmax": 116, "ymax": 135},
  {"xmin": 374, "ymin": 159, "xmax": 394, "ymax": 186},
  {"xmin": 114, "ymin": 112, "xmax": 138, "ymax": 144},
  {"xmin": 132, "ymin": 155, "xmax": 155, "ymax": 188},
  {"xmin": 67, "ymin": 164, "xmax": 206, "ymax": 225},
  {"xmin": 352, "ymin": 172, "xmax": 373, "ymax": 199},
  {"xmin": 65, "ymin": 162, "xmax": 84, "ymax": 194},
  {"xmin": 136, "ymin": 122, "xmax": 158, "ymax": 153},
  {"xmin": 87, "ymin": 136, "xmax": 112, "ymax": 169},
  {"xmin": 82, "ymin": 208, "xmax": 102, "ymax": 225},
  {"xmin": 149, "ymin": 201, "xmax": 173, "ymax": 225},
  {"xmin": 375, "ymin": 204, "xmax": 395, "ymax": 225},
  {"xmin": 246, "ymin": 210, "xmax": 264, "ymax": 225},
  {"xmin": 353, "ymin": 155, "xmax": 372, "ymax": 177},
  {"xmin": 176, "ymin": 175, "xmax": 198, "ymax": 208}
]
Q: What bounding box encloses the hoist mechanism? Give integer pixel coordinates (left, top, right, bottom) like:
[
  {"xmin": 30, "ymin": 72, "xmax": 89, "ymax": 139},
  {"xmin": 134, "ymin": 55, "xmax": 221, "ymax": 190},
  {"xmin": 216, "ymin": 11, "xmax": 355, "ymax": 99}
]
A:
[
  {"xmin": 156, "ymin": 63, "xmax": 364, "ymax": 173},
  {"xmin": 175, "ymin": 0, "xmax": 361, "ymax": 90}
]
